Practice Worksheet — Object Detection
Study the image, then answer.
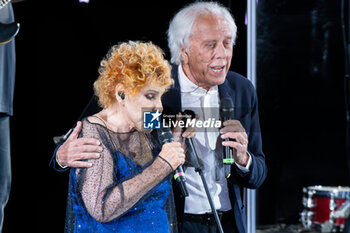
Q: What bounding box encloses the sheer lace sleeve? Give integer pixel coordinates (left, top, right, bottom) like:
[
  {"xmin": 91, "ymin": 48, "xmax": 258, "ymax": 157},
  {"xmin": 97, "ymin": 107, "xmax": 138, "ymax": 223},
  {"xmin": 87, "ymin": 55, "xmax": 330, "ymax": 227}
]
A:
[{"xmin": 76, "ymin": 118, "xmax": 172, "ymax": 223}]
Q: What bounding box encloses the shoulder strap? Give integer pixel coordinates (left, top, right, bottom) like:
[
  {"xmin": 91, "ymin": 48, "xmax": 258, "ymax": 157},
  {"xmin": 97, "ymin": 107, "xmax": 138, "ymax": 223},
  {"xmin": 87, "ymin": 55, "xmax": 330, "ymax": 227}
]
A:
[{"xmin": 88, "ymin": 115, "xmax": 108, "ymax": 128}]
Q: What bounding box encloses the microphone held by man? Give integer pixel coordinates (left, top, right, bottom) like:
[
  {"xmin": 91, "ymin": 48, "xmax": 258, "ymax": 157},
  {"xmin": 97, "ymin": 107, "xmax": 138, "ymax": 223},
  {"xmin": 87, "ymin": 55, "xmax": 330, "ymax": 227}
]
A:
[{"xmin": 220, "ymin": 98, "xmax": 235, "ymax": 178}]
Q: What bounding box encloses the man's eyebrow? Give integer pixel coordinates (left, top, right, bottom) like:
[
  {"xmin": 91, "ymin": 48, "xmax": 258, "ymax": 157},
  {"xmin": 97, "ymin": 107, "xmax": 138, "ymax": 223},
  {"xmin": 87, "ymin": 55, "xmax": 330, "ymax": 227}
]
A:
[{"xmin": 202, "ymin": 40, "xmax": 217, "ymax": 44}]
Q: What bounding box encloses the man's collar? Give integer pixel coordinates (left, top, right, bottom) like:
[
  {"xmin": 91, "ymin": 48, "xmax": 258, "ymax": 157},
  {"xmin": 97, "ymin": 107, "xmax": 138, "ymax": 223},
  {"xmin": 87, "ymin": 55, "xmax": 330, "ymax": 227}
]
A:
[
  {"xmin": 162, "ymin": 64, "xmax": 235, "ymax": 114},
  {"xmin": 178, "ymin": 65, "xmax": 218, "ymax": 95}
]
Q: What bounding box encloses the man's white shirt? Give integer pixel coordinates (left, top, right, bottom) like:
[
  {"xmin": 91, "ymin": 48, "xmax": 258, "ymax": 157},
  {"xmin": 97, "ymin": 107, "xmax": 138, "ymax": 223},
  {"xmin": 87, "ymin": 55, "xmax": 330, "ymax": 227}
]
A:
[{"xmin": 178, "ymin": 65, "xmax": 251, "ymax": 214}]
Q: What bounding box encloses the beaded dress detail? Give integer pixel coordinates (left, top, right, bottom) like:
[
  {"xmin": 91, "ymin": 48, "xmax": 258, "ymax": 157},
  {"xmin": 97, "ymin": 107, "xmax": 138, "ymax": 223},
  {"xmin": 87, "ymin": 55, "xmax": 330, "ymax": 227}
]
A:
[{"xmin": 64, "ymin": 118, "xmax": 177, "ymax": 233}]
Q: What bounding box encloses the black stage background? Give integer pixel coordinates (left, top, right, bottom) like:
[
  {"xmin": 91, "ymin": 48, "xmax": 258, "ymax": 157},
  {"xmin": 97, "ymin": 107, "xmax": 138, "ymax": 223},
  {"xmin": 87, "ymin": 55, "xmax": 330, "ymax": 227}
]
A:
[{"xmin": 2, "ymin": 0, "xmax": 349, "ymax": 232}]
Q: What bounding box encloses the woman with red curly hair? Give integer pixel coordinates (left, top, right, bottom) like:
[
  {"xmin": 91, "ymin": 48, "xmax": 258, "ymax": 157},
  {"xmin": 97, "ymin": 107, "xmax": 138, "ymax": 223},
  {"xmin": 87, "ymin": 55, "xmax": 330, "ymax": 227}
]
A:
[{"xmin": 64, "ymin": 41, "xmax": 186, "ymax": 233}]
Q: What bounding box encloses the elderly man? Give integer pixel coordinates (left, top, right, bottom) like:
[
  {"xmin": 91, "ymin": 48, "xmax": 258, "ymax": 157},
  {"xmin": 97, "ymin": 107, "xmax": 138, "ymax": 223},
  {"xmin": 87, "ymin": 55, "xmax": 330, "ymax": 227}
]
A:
[{"xmin": 54, "ymin": 2, "xmax": 267, "ymax": 233}]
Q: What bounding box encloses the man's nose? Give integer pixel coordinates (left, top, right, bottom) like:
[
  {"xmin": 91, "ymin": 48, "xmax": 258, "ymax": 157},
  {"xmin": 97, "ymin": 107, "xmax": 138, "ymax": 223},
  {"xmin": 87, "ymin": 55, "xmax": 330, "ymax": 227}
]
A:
[{"xmin": 214, "ymin": 43, "xmax": 228, "ymax": 59}]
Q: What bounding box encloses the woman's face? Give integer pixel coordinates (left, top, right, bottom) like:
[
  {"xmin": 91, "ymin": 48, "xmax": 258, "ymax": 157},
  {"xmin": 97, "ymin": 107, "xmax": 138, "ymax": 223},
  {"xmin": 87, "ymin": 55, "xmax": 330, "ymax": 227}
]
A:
[{"xmin": 122, "ymin": 83, "xmax": 166, "ymax": 132}]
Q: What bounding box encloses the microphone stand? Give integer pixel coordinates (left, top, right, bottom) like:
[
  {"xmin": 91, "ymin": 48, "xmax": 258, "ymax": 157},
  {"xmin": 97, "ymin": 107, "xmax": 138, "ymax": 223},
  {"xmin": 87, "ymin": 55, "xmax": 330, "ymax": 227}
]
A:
[{"xmin": 186, "ymin": 138, "xmax": 224, "ymax": 233}]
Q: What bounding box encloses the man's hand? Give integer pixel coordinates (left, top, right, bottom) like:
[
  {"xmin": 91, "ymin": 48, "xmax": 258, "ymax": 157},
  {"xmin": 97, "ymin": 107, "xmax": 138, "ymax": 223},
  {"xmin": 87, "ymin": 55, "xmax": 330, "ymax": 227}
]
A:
[
  {"xmin": 56, "ymin": 121, "xmax": 102, "ymax": 168},
  {"xmin": 220, "ymin": 120, "xmax": 249, "ymax": 166},
  {"xmin": 172, "ymin": 112, "xmax": 196, "ymax": 151}
]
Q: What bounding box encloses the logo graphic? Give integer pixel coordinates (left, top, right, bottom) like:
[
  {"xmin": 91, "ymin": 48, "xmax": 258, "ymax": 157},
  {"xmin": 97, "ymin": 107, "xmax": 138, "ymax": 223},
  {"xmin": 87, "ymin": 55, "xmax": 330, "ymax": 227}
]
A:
[{"xmin": 143, "ymin": 110, "xmax": 161, "ymax": 129}]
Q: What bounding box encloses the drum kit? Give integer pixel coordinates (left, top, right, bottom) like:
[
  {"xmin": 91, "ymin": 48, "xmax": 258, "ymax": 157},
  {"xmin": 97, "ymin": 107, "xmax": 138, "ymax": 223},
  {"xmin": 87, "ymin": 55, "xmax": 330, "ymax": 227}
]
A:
[{"xmin": 301, "ymin": 186, "xmax": 350, "ymax": 232}]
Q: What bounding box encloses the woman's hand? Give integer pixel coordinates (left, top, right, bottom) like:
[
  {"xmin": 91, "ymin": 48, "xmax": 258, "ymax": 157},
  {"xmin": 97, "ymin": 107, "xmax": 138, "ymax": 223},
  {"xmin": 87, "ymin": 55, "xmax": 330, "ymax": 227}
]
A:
[{"xmin": 158, "ymin": 142, "xmax": 185, "ymax": 170}]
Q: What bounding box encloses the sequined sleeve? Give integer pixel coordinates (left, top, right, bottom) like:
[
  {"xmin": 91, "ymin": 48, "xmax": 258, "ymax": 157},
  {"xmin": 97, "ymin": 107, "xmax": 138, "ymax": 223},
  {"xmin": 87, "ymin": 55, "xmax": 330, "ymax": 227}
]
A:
[{"xmin": 76, "ymin": 119, "xmax": 172, "ymax": 223}]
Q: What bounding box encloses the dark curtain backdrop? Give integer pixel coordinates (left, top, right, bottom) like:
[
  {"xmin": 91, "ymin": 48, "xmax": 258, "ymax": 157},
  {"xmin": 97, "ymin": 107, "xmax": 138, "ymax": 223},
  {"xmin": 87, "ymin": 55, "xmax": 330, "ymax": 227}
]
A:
[
  {"xmin": 3, "ymin": 0, "xmax": 349, "ymax": 232},
  {"xmin": 256, "ymin": 0, "xmax": 350, "ymax": 225}
]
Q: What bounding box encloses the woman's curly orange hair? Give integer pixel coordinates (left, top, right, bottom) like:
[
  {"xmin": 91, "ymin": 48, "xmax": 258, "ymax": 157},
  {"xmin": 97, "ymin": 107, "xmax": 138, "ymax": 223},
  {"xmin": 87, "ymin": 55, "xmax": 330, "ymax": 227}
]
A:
[{"xmin": 94, "ymin": 41, "xmax": 173, "ymax": 108}]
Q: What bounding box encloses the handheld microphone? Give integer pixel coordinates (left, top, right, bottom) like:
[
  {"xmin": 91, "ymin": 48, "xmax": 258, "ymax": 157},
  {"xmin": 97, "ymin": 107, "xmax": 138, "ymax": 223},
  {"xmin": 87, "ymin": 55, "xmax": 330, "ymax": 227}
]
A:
[
  {"xmin": 220, "ymin": 98, "xmax": 235, "ymax": 178},
  {"xmin": 157, "ymin": 124, "xmax": 188, "ymax": 197}
]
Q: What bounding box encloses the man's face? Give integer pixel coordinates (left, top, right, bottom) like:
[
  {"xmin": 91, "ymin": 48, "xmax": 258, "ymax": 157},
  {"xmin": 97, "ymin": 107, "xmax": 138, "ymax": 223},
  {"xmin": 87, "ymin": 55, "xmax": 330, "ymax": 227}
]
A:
[{"xmin": 181, "ymin": 14, "xmax": 233, "ymax": 90}]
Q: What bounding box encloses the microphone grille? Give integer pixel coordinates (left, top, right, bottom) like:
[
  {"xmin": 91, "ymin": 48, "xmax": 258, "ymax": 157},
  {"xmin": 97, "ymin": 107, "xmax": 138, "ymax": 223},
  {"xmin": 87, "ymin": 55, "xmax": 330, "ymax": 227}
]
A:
[
  {"xmin": 220, "ymin": 98, "xmax": 234, "ymax": 119},
  {"xmin": 220, "ymin": 98, "xmax": 234, "ymax": 109},
  {"xmin": 157, "ymin": 124, "xmax": 174, "ymax": 145}
]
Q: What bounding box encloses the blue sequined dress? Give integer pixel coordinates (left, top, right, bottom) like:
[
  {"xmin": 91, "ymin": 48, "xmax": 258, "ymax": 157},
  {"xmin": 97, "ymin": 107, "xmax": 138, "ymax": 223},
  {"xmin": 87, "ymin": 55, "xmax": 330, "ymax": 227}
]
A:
[{"xmin": 64, "ymin": 118, "xmax": 177, "ymax": 233}]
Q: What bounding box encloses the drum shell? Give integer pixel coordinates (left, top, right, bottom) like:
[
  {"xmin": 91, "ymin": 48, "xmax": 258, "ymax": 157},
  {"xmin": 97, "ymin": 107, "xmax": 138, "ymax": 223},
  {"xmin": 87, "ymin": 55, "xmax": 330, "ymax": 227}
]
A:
[{"xmin": 301, "ymin": 186, "xmax": 350, "ymax": 231}]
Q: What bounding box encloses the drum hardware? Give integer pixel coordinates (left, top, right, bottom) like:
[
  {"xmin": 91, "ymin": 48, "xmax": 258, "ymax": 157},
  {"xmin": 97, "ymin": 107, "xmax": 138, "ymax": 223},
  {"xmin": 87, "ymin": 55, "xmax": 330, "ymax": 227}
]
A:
[
  {"xmin": 303, "ymin": 187, "xmax": 316, "ymax": 208},
  {"xmin": 334, "ymin": 200, "xmax": 350, "ymax": 219},
  {"xmin": 300, "ymin": 210, "xmax": 315, "ymax": 229},
  {"xmin": 330, "ymin": 193, "xmax": 337, "ymax": 226}
]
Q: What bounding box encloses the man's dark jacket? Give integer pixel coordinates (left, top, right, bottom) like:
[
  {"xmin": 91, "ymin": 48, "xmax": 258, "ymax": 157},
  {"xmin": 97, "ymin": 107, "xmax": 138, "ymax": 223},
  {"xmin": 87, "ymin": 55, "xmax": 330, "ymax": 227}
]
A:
[{"xmin": 161, "ymin": 65, "xmax": 267, "ymax": 233}]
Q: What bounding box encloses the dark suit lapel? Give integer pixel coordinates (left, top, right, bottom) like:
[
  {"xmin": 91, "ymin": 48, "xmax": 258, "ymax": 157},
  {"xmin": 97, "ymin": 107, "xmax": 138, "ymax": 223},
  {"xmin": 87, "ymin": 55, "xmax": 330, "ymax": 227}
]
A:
[
  {"xmin": 161, "ymin": 64, "xmax": 182, "ymax": 115},
  {"xmin": 218, "ymin": 77, "xmax": 235, "ymax": 107},
  {"xmin": 219, "ymin": 76, "xmax": 248, "ymax": 233}
]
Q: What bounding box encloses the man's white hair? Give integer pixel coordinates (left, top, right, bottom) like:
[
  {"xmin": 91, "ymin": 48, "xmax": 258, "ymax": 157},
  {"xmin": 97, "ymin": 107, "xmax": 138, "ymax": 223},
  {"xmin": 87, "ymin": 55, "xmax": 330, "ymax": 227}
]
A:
[{"xmin": 167, "ymin": 1, "xmax": 237, "ymax": 65}]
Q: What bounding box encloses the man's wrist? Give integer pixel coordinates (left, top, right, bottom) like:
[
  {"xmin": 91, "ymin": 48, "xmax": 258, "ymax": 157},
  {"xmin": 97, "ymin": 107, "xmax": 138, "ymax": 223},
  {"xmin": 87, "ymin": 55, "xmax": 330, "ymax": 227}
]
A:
[
  {"xmin": 56, "ymin": 153, "xmax": 67, "ymax": 169},
  {"xmin": 235, "ymin": 152, "xmax": 252, "ymax": 172}
]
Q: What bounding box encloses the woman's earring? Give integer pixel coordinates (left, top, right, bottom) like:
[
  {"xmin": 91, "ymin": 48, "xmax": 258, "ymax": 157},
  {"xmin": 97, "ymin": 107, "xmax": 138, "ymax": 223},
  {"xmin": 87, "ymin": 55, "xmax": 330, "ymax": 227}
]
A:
[{"xmin": 118, "ymin": 92, "xmax": 125, "ymax": 100}]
